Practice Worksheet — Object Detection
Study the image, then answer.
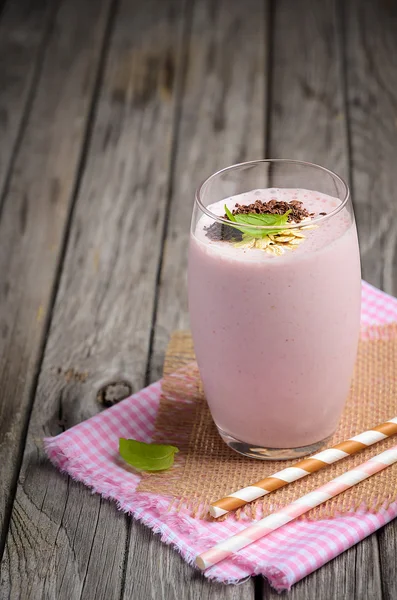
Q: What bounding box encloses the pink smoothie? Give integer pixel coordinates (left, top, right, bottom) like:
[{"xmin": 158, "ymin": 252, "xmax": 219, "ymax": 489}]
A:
[{"xmin": 188, "ymin": 188, "xmax": 361, "ymax": 449}]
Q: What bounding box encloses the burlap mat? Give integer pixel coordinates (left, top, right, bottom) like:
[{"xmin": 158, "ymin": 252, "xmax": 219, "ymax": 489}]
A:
[{"xmin": 138, "ymin": 325, "xmax": 397, "ymax": 520}]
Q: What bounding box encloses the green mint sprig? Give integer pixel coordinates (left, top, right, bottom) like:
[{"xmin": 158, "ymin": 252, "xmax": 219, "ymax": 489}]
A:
[{"xmin": 224, "ymin": 205, "xmax": 291, "ymax": 239}]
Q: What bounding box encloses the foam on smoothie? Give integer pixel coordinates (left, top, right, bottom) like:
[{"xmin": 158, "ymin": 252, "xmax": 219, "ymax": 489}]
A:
[{"xmin": 194, "ymin": 188, "xmax": 352, "ymax": 261}]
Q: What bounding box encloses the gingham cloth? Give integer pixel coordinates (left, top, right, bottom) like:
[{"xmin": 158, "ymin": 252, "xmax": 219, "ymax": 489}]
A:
[{"xmin": 44, "ymin": 281, "xmax": 397, "ymax": 591}]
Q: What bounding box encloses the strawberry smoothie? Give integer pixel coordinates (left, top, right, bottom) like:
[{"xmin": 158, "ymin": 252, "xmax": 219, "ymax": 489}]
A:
[{"xmin": 188, "ymin": 186, "xmax": 361, "ymax": 458}]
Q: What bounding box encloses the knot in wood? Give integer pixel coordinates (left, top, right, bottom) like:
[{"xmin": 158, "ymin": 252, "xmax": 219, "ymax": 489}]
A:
[{"xmin": 97, "ymin": 381, "xmax": 133, "ymax": 407}]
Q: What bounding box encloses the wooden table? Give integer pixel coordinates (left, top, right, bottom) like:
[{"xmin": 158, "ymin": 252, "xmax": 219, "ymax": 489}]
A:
[{"xmin": 0, "ymin": 0, "xmax": 396, "ymax": 597}]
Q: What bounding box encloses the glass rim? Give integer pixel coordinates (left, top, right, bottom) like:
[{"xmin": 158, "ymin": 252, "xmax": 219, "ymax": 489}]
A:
[{"xmin": 194, "ymin": 158, "xmax": 350, "ymax": 230}]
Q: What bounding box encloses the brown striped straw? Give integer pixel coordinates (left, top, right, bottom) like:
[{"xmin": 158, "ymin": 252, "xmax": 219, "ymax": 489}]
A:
[
  {"xmin": 200, "ymin": 444, "xmax": 397, "ymax": 569},
  {"xmin": 210, "ymin": 417, "xmax": 397, "ymax": 518}
]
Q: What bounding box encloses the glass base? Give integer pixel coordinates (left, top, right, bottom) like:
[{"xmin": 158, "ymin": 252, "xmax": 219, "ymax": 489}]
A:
[{"xmin": 217, "ymin": 427, "xmax": 332, "ymax": 460}]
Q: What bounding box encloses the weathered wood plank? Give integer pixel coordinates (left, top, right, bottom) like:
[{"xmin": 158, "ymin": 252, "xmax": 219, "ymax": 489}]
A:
[
  {"xmin": 126, "ymin": 521, "xmax": 252, "ymax": 600},
  {"xmin": 344, "ymin": 0, "xmax": 397, "ymax": 595},
  {"xmin": 123, "ymin": 0, "xmax": 266, "ymax": 596},
  {"xmin": 0, "ymin": 0, "xmax": 114, "ymax": 548},
  {"xmin": 268, "ymin": 0, "xmax": 347, "ymax": 177},
  {"xmin": 261, "ymin": 0, "xmax": 383, "ymax": 598},
  {"xmin": 355, "ymin": 536, "xmax": 382, "ymax": 599},
  {"xmin": 1, "ymin": 0, "xmax": 187, "ymax": 598},
  {"xmin": 378, "ymin": 520, "xmax": 397, "ymax": 600},
  {"xmin": 0, "ymin": 0, "xmax": 54, "ymax": 209},
  {"xmin": 344, "ymin": 0, "xmax": 397, "ymax": 294}
]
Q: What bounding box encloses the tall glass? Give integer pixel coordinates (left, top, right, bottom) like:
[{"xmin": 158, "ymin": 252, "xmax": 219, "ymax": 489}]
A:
[{"xmin": 188, "ymin": 159, "xmax": 361, "ymax": 460}]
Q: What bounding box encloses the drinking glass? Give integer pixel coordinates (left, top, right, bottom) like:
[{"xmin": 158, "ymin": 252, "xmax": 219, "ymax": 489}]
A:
[{"xmin": 188, "ymin": 159, "xmax": 361, "ymax": 460}]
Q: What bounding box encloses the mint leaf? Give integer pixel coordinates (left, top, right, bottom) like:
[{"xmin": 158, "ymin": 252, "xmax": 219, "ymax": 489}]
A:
[
  {"xmin": 234, "ymin": 211, "xmax": 290, "ymax": 227},
  {"xmin": 224, "ymin": 204, "xmax": 236, "ymax": 222},
  {"xmin": 119, "ymin": 438, "xmax": 179, "ymax": 471},
  {"xmin": 224, "ymin": 208, "xmax": 291, "ymax": 238}
]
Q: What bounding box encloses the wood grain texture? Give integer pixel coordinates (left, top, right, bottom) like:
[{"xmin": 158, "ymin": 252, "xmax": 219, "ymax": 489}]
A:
[
  {"xmin": 126, "ymin": 522, "xmax": 252, "ymax": 600},
  {"xmin": 268, "ymin": 0, "xmax": 347, "ymax": 176},
  {"xmin": 0, "ymin": 0, "xmax": 186, "ymax": 598},
  {"xmin": 0, "ymin": 0, "xmax": 113, "ymax": 545},
  {"xmin": 378, "ymin": 520, "xmax": 397, "ymax": 600},
  {"xmin": 344, "ymin": 0, "xmax": 397, "ymax": 294},
  {"xmin": 0, "ymin": 0, "xmax": 54, "ymax": 209}
]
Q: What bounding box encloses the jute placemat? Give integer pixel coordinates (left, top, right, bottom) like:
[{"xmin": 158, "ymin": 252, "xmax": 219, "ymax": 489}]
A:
[{"xmin": 138, "ymin": 324, "xmax": 397, "ymax": 520}]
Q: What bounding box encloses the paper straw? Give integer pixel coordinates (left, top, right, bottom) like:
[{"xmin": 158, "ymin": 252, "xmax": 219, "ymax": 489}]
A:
[
  {"xmin": 210, "ymin": 417, "xmax": 397, "ymax": 517},
  {"xmin": 197, "ymin": 444, "xmax": 397, "ymax": 570}
]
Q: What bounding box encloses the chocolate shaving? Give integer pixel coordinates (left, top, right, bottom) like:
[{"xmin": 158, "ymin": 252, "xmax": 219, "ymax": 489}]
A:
[
  {"xmin": 231, "ymin": 199, "xmax": 310, "ymax": 223},
  {"xmin": 205, "ymin": 199, "xmax": 310, "ymax": 242}
]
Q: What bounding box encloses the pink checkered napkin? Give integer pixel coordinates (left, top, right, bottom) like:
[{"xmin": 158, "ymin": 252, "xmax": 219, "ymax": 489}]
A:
[{"xmin": 44, "ymin": 281, "xmax": 397, "ymax": 591}]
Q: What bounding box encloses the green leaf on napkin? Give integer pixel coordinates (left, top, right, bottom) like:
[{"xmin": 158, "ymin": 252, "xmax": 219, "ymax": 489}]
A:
[
  {"xmin": 119, "ymin": 438, "xmax": 179, "ymax": 471},
  {"xmin": 224, "ymin": 204, "xmax": 291, "ymax": 238}
]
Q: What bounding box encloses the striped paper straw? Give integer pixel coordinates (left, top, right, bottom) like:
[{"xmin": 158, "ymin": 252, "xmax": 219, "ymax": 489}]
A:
[
  {"xmin": 210, "ymin": 417, "xmax": 397, "ymax": 517},
  {"xmin": 197, "ymin": 444, "xmax": 397, "ymax": 570}
]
